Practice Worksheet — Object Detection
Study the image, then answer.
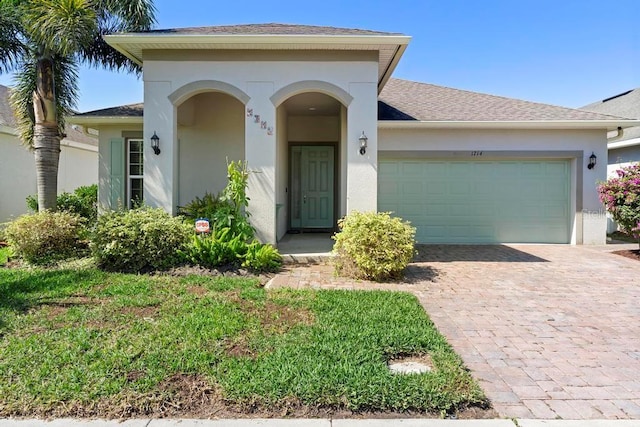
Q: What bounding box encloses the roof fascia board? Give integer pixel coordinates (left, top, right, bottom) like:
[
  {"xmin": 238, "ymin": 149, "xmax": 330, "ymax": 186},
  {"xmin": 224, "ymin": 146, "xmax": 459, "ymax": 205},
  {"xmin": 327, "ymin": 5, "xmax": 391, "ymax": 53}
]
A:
[
  {"xmin": 67, "ymin": 116, "xmax": 144, "ymax": 126},
  {"xmin": 105, "ymin": 34, "xmax": 411, "ymax": 65},
  {"xmin": 608, "ymin": 137, "xmax": 640, "ymax": 149},
  {"xmin": 378, "ymin": 120, "xmax": 640, "ymax": 131},
  {"xmin": 378, "ymin": 43, "xmax": 409, "ymax": 93}
]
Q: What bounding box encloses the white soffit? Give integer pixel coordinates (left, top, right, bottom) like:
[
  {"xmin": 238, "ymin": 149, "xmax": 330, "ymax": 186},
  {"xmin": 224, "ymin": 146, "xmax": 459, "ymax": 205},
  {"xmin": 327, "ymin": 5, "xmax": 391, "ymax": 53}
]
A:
[{"xmin": 104, "ymin": 34, "xmax": 411, "ymax": 90}]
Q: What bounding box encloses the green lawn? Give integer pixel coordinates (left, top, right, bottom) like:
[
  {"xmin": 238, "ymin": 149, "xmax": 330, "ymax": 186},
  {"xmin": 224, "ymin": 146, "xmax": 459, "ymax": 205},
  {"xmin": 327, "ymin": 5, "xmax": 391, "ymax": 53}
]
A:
[{"xmin": 0, "ymin": 267, "xmax": 487, "ymax": 418}]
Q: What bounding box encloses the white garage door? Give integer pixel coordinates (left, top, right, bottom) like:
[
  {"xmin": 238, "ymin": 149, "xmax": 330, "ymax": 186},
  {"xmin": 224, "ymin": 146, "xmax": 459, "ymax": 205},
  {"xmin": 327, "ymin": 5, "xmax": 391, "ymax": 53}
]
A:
[{"xmin": 378, "ymin": 158, "xmax": 571, "ymax": 244}]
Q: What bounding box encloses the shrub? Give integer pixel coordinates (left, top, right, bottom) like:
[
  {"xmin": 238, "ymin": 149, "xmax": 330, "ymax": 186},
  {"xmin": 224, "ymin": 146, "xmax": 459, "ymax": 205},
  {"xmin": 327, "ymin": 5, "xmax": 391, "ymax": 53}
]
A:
[
  {"xmin": 242, "ymin": 241, "xmax": 282, "ymax": 272},
  {"xmin": 4, "ymin": 211, "xmax": 87, "ymax": 265},
  {"xmin": 185, "ymin": 234, "xmax": 243, "ymax": 268},
  {"xmin": 332, "ymin": 211, "xmax": 416, "ymax": 281},
  {"xmin": 185, "ymin": 235, "xmax": 282, "ymax": 273},
  {"xmin": 91, "ymin": 207, "xmax": 192, "ymax": 273},
  {"xmin": 178, "ymin": 191, "xmax": 228, "ymax": 223},
  {"xmin": 179, "ymin": 160, "xmax": 281, "ymax": 273},
  {"xmin": 598, "ymin": 164, "xmax": 640, "ymax": 247},
  {"xmin": 27, "ymin": 184, "xmax": 98, "ymax": 222}
]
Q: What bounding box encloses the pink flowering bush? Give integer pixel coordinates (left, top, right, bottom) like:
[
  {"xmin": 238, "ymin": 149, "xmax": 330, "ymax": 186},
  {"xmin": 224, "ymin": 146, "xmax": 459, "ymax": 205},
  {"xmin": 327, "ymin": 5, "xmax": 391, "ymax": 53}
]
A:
[{"xmin": 598, "ymin": 164, "xmax": 640, "ymax": 245}]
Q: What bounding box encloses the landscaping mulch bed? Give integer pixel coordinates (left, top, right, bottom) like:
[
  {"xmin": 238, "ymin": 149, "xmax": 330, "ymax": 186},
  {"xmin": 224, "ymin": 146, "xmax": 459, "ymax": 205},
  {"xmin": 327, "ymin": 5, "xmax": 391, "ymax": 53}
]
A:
[{"xmin": 612, "ymin": 249, "xmax": 640, "ymax": 262}]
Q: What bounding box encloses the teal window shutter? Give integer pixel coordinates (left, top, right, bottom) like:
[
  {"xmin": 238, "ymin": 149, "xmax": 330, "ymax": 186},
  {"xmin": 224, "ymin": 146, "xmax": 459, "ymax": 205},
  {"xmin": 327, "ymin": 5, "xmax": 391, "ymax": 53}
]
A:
[{"xmin": 110, "ymin": 138, "xmax": 125, "ymax": 209}]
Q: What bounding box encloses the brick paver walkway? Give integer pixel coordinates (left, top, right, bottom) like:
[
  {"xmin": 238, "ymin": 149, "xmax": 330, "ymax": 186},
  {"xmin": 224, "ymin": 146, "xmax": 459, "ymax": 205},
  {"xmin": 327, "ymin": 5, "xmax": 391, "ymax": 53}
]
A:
[{"xmin": 267, "ymin": 244, "xmax": 640, "ymax": 419}]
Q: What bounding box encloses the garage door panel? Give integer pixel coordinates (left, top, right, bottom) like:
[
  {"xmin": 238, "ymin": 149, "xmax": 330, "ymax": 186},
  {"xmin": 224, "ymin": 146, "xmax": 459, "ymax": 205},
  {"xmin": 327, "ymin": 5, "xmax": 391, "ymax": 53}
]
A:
[{"xmin": 378, "ymin": 158, "xmax": 570, "ymax": 244}]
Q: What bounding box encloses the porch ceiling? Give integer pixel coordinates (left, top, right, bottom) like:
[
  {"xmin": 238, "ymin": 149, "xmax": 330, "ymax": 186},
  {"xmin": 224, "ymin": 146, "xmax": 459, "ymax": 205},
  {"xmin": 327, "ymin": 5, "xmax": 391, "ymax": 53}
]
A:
[{"xmin": 282, "ymin": 92, "xmax": 341, "ymax": 116}]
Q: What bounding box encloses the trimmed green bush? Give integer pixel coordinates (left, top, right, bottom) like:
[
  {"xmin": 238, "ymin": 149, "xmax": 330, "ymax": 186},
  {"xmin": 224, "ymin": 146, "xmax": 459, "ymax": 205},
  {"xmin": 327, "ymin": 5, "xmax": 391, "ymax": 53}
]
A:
[
  {"xmin": 4, "ymin": 211, "xmax": 87, "ymax": 265},
  {"xmin": 27, "ymin": 184, "xmax": 98, "ymax": 222},
  {"xmin": 91, "ymin": 207, "xmax": 192, "ymax": 273},
  {"xmin": 332, "ymin": 211, "xmax": 416, "ymax": 281}
]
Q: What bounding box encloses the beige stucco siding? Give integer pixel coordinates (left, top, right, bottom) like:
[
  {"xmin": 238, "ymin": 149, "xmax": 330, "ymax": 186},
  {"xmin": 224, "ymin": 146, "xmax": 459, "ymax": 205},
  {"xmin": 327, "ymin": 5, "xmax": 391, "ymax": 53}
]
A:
[
  {"xmin": 142, "ymin": 57, "xmax": 379, "ymax": 243},
  {"xmin": 177, "ymin": 92, "xmax": 245, "ymax": 207},
  {"xmin": 1, "ymin": 132, "xmax": 98, "ymax": 222}
]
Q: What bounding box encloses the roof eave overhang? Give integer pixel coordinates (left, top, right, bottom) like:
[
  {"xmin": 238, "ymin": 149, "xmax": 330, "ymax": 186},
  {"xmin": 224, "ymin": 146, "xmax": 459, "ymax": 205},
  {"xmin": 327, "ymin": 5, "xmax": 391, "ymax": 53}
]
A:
[
  {"xmin": 104, "ymin": 33, "xmax": 412, "ymax": 91},
  {"xmin": 67, "ymin": 116, "xmax": 144, "ymax": 126},
  {"xmin": 378, "ymin": 120, "xmax": 640, "ymax": 131},
  {"xmin": 608, "ymin": 137, "xmax": 640, "ymax": 149}
]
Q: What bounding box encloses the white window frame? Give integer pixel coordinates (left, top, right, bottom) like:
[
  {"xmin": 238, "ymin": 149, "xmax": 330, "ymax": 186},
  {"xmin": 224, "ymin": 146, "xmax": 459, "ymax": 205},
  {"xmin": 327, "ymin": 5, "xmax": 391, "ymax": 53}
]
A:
[{"xmin": 127, "ymin": 138, "xmax": 144, "ymax": 209}]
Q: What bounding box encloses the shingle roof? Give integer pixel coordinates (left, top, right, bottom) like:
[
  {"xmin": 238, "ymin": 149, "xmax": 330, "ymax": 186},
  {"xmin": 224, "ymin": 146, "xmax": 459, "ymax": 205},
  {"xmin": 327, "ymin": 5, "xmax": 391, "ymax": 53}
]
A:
[
  {"xmin": 581, "ymin": 88, "xmax": 640, "ymax": 119},
  {"xmin": 71, "ymin": 79, "xmax": 631, "ymax": 124},
  {"xmin": 139, "ymin": 23, "xmax": 402, "ymax": 36},
  {"xmin": 581, "ymin": 89, "xmax": 640, "ymax": 141},
  {"xmin": 379, "ymin": 78, "xmax": 625, "ymax": 121},
  {"xmin": 75, "ymin": 103, "xmax": 144, "ymax": 117},
  {"xmin": 0, "ymin": 84, "xmax": 97, "ymax": 146}
]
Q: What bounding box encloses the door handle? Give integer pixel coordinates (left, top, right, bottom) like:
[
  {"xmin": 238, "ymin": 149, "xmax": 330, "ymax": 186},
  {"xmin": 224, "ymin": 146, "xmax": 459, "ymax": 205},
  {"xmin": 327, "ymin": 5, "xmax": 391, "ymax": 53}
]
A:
[{"xmin": 303, "ymin": 194, "xmax": 307, "ymax": 204}]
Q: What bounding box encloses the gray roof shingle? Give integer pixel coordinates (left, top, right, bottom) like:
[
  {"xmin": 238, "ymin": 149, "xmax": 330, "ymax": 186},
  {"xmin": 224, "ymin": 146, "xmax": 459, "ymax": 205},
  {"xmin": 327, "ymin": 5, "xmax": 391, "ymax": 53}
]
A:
[
  {"xmin": 75, "ymin": 103, "xmax": 144, "ymax": 117},
  {"xmin": 138, "ymin": 23, "xmax": 402, "ymax": 36},
  {"xmin": 379, "ymin": 78, "xmax": 626, "ymax": 121},
  {"xmin": 581, "ymin": 88, "xmax": 640, "ymax": 119},
  {"xmin": 72, "ymin": 79, "xmax": 631, "ymax": 124},
  {"xmin": 581, "ymin": 89, "xmax": 640, "ymax": 141}
]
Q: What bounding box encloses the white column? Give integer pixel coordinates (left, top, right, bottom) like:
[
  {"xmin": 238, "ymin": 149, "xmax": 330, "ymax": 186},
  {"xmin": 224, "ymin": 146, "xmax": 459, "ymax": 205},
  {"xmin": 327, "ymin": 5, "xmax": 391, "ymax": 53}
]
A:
[
  {"xmin": 346, "ymin": 82, "xmax": 378, "ymax": 213},
  {"xmin": 143, "ymin": 81, "xmax": 178, "ymax": 214},
  {"xmin": 245, "ymin": 82, "xmax": 277, "ymax": 244}
]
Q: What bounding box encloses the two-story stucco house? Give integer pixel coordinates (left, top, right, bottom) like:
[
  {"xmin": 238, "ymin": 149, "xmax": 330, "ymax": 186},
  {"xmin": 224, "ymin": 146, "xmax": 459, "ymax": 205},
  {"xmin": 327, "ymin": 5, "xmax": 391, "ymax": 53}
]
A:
[{"xmin": 69, "ymin": 24, "xmax": 638, "ymax": 246}]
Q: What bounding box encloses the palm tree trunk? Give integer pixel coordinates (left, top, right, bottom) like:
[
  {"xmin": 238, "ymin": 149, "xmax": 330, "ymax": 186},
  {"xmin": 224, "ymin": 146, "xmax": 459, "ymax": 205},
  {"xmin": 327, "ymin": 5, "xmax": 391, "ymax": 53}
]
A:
[{"xmin": 32, "ymin": 57, "xmax": 60, "ymax": 211}]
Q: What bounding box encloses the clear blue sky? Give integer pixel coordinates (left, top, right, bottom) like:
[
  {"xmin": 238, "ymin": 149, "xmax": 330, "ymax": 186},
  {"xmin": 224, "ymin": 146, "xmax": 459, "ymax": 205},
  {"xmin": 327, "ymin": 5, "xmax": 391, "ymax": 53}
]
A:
[{"xmin": 1, "ymin": 0, "xmax": 638, "ymax": 112}]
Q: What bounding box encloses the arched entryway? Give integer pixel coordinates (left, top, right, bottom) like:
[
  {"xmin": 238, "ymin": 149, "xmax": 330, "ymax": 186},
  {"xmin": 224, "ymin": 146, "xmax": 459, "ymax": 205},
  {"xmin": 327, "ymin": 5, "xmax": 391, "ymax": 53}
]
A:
[
  {"xmin": 275, "ymin": 91, "xmax": 347, "ymax": 240},
  {"xmin": 175, "ymin": 91, "xmax": 246, "ymax": 207}
]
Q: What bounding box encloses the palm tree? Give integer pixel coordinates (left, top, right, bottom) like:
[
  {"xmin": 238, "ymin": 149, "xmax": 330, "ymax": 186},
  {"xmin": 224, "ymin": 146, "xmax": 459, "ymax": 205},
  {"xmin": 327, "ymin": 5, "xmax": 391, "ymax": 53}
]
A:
[{"xmin": 0, "ymin": 0, "xmax": 156, "ymax": 211}]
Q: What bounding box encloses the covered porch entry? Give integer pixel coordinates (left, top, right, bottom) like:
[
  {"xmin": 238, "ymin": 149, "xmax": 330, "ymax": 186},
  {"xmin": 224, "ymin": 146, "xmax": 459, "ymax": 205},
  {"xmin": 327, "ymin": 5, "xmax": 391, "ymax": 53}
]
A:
[{"xmin": 275, "ymin": 89, "xmax": 349, "ymax": 242}]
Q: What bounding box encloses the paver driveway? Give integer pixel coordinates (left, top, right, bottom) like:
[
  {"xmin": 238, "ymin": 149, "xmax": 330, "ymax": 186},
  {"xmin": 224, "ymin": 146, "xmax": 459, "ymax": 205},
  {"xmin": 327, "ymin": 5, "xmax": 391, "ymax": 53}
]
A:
[{"xmin": 269, "ymin": 244, "xmax": 640, "ymax": 419}]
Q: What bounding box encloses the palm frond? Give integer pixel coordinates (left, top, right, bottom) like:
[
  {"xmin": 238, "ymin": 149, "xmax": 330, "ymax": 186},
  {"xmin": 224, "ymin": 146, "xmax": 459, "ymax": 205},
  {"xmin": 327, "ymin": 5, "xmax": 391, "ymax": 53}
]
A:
[
  {"xmin": 78, "ymin": 21, "xmax": 141, "ymax": 73},
  {"xmin": 21, "ymin": 0, "xmax": 97, "ymax": 57},
  {"xmin": 0, "ymin": 0, "xmax": 27, "ymax": 73},
  {"xmin": 100, "ymin": 0, "xmax": 156, "ymax": 32}
]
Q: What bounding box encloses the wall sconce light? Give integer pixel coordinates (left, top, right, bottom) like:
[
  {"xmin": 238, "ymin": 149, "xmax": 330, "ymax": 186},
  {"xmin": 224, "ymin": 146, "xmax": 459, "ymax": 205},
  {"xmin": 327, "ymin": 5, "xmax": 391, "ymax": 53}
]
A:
[
  {"xmin": 358, "ymin": 131, "xmax": 368, "ymax": 155},
  {"xmin": 151, "ymin": 131, "xmax": 161, "ymax": 155},
  {"xmin": 587, "ymin": 152, "xmax": 596, "ymax": 170}
]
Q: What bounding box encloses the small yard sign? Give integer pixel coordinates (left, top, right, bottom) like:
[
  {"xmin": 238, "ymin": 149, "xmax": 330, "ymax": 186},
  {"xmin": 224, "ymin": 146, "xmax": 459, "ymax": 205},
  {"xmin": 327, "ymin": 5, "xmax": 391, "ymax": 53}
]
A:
[{"xmin": 195, "ymin": 218, "xmax": 210, "ymax": 234}]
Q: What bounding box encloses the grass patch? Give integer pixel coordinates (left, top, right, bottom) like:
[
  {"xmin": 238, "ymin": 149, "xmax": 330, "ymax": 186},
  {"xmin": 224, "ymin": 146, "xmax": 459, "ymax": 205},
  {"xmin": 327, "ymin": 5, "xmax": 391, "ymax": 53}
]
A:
[{"xmin": 0, "ymin": 267, "xmax": 487, "ymax": 418}]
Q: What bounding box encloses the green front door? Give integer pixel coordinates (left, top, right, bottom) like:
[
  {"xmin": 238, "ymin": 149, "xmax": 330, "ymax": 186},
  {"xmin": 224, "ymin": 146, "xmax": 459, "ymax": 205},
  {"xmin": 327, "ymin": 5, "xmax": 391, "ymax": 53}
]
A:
[{"xmin": 290, "ymin": 145, "xmax": 334, "ymax": 229}]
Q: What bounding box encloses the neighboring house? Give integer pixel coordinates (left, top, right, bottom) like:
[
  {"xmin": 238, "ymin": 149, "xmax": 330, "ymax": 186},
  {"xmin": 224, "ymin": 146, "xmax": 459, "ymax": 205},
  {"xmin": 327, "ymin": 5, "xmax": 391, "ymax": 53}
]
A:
[
  {"xmin": 0, "ymin": 84, "xmax": 98, "ymax": 223},
  {"xmin": 581, "ymin": 88, "xmax": 640, "ymax": 233},
  {"xmin": 69, "ymin": 23, "xmax": 638, "ymax": 245},
  {"xmin": 582, "ymin": 88, "xmax": 640, "ymax": 174}
]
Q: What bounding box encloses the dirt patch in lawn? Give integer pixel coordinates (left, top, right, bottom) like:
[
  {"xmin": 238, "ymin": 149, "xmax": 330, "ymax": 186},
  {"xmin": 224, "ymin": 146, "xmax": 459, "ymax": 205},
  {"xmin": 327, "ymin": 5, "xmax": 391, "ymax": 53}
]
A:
[
  {"xmin": 223, "ymin": 292, "xmax": 315, "ymax": 359},
  {"xmin": 12, "ymin": 372, "xmax": 496, "ymax": 420},
  {"xmin": 119, "ymin": 305, "xmax": 160, "ymax": 318},
  {"xmin": 612, "ymin": 249, "xmax": 640, "ymax": 262}
]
